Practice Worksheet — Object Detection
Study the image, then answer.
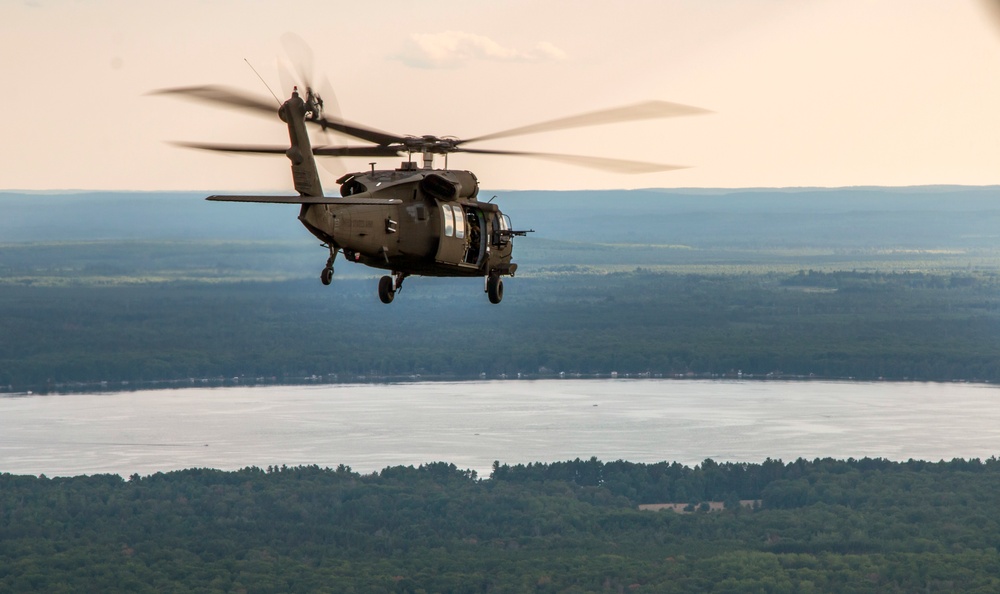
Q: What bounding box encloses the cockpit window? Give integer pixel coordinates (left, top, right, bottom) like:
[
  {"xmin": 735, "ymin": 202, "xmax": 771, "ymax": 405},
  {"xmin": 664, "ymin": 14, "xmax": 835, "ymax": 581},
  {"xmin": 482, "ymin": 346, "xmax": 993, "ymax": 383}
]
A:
[
  {"xmin": 341, "ymin": 179, "xmax": 368, "ymax": 197},
  {"xmin": 442, "ymin": 203, "xmax": 454, "ymax": 236},
  {"xmin": 454, "ymin": 206, "xmax": 466, "ymax": 239},
  {"xmin": 493, "ymin": 214, "xmax": 512, "ymax": 247}
]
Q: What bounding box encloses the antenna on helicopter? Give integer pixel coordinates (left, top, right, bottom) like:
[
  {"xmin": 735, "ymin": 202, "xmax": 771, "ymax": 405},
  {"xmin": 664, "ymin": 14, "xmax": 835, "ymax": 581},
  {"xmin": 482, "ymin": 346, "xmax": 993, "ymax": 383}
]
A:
[{"xmin": 244, "ymin": 58, "xmax": 281, "ymax": 107}]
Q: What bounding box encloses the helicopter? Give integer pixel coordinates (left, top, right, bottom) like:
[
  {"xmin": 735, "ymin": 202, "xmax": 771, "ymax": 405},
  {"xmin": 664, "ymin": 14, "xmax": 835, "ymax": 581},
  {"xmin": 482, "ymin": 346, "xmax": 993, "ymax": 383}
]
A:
[{"xmin": 157, "ymin": 81, "xmax": 707, "ymax": 304}]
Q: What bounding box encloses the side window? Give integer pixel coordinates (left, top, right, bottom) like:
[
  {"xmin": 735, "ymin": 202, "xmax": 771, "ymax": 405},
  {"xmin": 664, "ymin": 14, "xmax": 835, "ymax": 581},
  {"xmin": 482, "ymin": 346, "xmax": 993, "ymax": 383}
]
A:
[
  {"xmin": 495, "ymin": 214, "xmax": 511, "ymax": 246},
  {"xmin": 454, "ymin": 206, "xmax": 466, "ymax": 239},
  {"xmin": 442, "ymin": 203, "xmax": 454, "ymax": 236}
]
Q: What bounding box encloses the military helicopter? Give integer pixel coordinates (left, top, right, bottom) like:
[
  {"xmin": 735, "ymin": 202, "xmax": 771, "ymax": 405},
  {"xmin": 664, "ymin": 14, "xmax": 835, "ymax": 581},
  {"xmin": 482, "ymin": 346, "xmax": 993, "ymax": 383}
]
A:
[{"xmin": 157, "ymin": 79, "xmax": 707, "ymax": 304}]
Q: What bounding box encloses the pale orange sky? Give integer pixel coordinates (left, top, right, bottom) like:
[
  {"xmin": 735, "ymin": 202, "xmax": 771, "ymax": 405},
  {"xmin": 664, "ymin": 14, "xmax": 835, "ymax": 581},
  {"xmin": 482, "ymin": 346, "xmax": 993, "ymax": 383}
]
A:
[{"xmin": 3, "ymin": 0, "xmax": 1000, "ymax": 191}]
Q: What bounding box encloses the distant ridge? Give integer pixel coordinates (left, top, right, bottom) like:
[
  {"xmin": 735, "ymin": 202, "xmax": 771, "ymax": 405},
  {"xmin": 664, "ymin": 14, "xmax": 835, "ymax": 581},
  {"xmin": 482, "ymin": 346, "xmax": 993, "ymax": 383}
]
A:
[{"xmin": 3, "ymin": 186, "xmax": 999, "ymax": 246}]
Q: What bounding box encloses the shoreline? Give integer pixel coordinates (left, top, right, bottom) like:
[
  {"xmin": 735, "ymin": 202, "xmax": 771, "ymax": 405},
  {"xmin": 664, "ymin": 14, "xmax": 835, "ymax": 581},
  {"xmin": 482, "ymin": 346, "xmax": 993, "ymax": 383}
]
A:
[{"xmin": 3, "ymin": 370, "xmax": 992, "ymax": 397}]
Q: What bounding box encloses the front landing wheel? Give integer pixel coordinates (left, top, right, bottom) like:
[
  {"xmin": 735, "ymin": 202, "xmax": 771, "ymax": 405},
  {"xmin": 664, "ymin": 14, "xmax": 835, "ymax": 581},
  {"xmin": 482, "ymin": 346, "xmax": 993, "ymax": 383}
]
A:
[
  {"xmin": 378, "ymin": 275, "xmax": 395, "ymax": 304},
  {"xmin": 320, "ymin": 267, "xmax": 334, "ymax": 286},
  {"xmin": 487, "ymin": 275, "xmax": 504, "ymax": 304}
]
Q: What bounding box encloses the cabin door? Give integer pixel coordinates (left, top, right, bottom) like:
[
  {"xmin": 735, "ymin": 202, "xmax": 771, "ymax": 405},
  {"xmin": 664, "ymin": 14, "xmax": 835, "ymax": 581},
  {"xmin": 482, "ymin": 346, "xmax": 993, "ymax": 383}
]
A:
[
  {"xmin": 463, "ymin": 208, "xmax": 485, "ymax": 266},
  {"xmin": 434, "ymin": 202, "xmax": 468, "ymax": 265}
]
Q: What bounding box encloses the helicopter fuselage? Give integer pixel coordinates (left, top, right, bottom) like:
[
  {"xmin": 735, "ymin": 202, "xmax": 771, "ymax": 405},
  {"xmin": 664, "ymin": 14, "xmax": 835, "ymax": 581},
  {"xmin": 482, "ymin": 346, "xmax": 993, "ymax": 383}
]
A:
[
  {"xmin": 298, "ymin": 166, "xmax": 517, "ymax": 279},
  {"xmin": 204, "ymin": 89, "xmax": 526, "ymax": 303}
]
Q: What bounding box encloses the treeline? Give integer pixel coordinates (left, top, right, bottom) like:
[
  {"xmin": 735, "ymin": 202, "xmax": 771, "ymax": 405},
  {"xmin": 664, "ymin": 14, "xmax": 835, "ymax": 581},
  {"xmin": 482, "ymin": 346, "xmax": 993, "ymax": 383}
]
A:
[
  {"xmin": 1, "ymin": 270, "xmax": 999, "ymax": 390},
  {"xmin": 493, "ymin": 455, "xmax": 1000, "ymax": 514},
  {"xmin": 3, "ymin": 457, "xmax": 1000, "ymax": 592}
]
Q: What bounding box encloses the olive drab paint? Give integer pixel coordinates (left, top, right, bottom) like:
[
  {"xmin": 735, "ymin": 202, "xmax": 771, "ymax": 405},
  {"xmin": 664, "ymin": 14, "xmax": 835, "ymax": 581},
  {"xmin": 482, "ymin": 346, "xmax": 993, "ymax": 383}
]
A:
[{"xmin": 206, "ymin": 88, "xmax": 525, "ymax": 304}]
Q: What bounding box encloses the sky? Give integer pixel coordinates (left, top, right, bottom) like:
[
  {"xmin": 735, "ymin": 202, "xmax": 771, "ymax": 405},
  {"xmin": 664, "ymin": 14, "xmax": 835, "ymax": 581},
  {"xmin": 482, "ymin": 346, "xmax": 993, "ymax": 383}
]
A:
[{"xmin": 3, "ymin": 0, "xmax": 1000, "ymax": 192}]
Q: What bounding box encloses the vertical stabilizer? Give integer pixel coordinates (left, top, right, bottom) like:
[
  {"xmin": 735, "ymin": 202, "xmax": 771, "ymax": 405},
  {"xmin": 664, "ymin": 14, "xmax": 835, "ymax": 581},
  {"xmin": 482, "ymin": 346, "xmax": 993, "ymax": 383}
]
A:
[{"xmin": 279, "ymin": 89, "xmax": 324, "ymax": 198}]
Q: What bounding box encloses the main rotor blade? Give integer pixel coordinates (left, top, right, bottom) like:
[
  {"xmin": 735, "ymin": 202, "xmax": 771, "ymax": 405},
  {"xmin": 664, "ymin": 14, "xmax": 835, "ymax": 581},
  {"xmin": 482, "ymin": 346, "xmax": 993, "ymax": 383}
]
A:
[
  {"xmin": 151, "ymin": 85, "xmax": 279, "ymax": 115},
  {"xmin": 457, "ymin": 147, "xmax": 687, "ymax": 174},
  {"xmin": 312, "ymin": 145, "xmax": 401, "ymax": 158},
  {"xmin": 307, "ymin": 116, "xmax": 408, "ymax": 146},
  {"xmin": 171, "ymin": 141, "xmax": 400, "ymax": 158},
  {"xmin": 461, "ymin": 100, "xmax": 711, "ymax": 145},
  {"xmin": 153, "ymin": 84, "xmax": 402, "ymax": 146}
]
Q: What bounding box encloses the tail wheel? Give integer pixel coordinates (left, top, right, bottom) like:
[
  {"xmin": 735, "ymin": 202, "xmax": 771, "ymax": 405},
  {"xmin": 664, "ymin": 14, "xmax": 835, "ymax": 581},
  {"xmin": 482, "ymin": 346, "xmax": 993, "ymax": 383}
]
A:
[
  {"xmin": 487, "ymin": 275, "xmax": 504, "ymax": 304},
  {"xmin": 378, "ymin": 275, "xmax": 395, "ymax": 304}
]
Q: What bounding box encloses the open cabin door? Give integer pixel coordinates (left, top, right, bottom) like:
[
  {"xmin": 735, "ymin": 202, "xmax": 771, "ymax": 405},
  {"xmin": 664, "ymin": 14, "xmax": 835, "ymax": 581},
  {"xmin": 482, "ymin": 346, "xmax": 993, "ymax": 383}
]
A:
[{"xmin": 435, "ymin": 202, "xmax": 483, "ymax": 268}]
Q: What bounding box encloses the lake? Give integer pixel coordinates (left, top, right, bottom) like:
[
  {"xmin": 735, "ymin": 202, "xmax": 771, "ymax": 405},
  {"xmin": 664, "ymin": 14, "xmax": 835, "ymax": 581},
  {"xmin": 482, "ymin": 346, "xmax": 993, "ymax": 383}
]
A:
[{"xmin": 1, "ymin": 379, "xmax": 998, "ymax": 478}]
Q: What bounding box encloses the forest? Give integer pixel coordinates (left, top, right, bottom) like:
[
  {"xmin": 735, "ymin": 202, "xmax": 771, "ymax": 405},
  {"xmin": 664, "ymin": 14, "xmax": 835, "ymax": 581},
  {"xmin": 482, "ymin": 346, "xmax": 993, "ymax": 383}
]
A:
[
  {"xmin": 0, "ymin": 269, "xmax": 999, "ymax": 390},
  {"xmin": 2, "ymin": 186, "xmax": 1000, "ymax": 390},
  {"xmin": 3, "ymin": 457, "xmax": 1000, "ymax": 592},
  {"xmin": 2, "ymin": 188, "xmax": 1000, "ymax": 590}
]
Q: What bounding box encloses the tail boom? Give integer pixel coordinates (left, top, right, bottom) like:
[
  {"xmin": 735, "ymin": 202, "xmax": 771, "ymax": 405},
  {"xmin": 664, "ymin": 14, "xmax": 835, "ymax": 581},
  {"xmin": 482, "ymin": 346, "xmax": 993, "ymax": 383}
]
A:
[{"xmin": 279, "ymin": 90, "xmax": 324, "ymax": 198}]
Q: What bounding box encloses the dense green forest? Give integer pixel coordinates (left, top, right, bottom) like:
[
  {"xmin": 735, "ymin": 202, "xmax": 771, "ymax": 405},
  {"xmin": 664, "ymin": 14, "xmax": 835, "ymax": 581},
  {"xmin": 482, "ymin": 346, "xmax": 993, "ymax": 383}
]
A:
[
  {"xmin": 1, "ymin": 187, "xmax": 999, "ymax": 390},
  {"xmin": 1, "ymin": 270, "xmax": 999, "ymax": 390},
  {"xmin": 4, "ymin": 457, "xmax": 1000, "ymax": 592}
]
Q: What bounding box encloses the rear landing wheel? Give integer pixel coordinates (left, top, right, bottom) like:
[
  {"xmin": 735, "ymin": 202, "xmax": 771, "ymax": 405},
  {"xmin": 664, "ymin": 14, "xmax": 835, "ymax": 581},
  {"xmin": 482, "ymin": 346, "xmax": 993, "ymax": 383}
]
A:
[
  {"xmin": 378, "ymin": 275, "xmax": 395, "ymax": 304},
  {"xmin": 320, "ymin": 267, "xmax": 334, "ymax": 286},
  {"xmin": 487, "ymin": 275, "xmax": 504, "ymax": 304}
]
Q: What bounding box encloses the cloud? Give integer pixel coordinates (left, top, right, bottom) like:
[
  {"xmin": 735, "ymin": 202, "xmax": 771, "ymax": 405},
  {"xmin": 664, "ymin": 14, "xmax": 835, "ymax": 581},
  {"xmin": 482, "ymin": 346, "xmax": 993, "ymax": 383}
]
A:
[{"xmin": 396, "ymin": 31, "xmax": 567, "ymax": 69}]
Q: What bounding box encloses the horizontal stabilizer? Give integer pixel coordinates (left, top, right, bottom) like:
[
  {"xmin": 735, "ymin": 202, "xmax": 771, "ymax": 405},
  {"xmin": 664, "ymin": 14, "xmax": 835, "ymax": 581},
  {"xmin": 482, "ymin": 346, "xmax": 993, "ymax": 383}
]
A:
[{"xmin": 206, "ymin": 194, "xmax": 401, "ymax": 205}]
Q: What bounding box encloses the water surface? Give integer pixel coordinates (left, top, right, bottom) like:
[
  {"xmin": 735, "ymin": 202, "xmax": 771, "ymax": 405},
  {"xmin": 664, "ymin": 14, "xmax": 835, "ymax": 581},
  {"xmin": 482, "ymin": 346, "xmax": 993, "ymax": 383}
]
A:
[{"xmin": 1, "ymin": 379, "xmax": 998, "ymax": 477}]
